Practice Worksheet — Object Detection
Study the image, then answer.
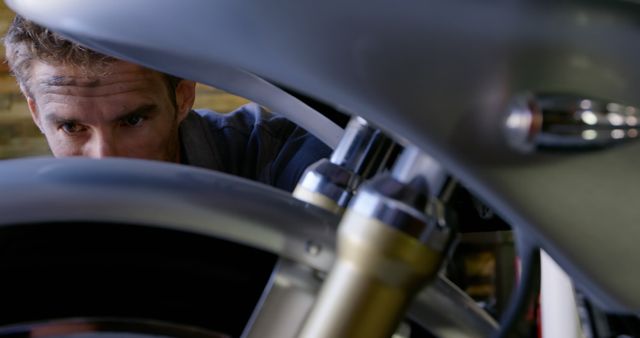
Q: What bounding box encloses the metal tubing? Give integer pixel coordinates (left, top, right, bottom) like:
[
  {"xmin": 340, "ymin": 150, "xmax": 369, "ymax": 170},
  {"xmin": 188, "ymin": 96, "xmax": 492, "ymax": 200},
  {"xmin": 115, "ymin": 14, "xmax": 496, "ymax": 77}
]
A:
[{"xmin": 297, "ymin": 211, "xmax": 443, "ymax": 338}]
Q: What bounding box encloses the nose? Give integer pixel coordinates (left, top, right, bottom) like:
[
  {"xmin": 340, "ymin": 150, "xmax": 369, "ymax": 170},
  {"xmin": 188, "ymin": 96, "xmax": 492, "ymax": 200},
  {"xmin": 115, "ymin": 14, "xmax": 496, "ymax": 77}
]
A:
[{"xmin": 86, "ymin": 132, "xmax": 118, "ymax": 158}]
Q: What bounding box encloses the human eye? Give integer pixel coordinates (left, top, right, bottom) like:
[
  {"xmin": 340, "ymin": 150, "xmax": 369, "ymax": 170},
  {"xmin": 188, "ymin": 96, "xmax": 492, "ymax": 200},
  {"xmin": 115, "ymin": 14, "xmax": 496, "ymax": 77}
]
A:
[
  {"xmin": 59, "ymin": 121, "xmax": 86, "ymax": 135},
  {"xmin": 120, "ymin": 114, "xmax": 147, "ymax": 127}
]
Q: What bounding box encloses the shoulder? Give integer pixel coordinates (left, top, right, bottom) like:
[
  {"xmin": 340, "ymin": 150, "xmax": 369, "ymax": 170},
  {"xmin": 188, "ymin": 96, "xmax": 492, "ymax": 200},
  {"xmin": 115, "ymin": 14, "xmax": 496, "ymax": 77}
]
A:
[
  {"xmin": 193, "ymin": 103, "xmax": 296, "ymax": 139},
  {"xmin": 185, "ymin": 102, "xmax": 332, "ymax": 192}
]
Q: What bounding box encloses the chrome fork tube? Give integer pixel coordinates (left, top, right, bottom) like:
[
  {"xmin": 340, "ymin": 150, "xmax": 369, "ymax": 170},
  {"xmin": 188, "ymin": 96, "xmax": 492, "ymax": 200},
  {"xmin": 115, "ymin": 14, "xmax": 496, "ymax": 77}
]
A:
[
  {"xmin": 293, "ymin": 117, "xmax": 397, "ymax": 214},
  {"xmin": 298, "ymin": 147, "xmax": 455, "ymax": 338}
]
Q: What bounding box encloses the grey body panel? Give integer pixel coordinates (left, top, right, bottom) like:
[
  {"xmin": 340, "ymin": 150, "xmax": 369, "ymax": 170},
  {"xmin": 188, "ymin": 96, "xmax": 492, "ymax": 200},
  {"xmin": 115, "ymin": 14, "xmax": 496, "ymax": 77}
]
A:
[
  {"xmin": 0, "ymin": 157, "xmax": 339, "ymax": 271},
  {"xmin": 0, "ymin": 157, "xmax": 497, "ymax": 337},
  {"xmin": 6, "ymin": 0, "xmax": 640, "ymax": 313}
]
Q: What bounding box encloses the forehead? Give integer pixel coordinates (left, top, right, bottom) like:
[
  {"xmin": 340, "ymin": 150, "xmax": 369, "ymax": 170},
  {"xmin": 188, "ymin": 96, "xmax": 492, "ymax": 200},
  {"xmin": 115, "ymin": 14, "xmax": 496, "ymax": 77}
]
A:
[{"xmin": 29, "ymin": 60, "xmax": 167, "ymax": 97}]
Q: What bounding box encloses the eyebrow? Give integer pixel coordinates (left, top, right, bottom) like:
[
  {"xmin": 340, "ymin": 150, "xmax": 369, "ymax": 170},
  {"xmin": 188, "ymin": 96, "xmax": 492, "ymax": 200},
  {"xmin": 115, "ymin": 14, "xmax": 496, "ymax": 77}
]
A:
[
  {"xmin": 44, "ymin": 76, "xmax": 101, "ymax": 87},
  {"xmin": 44, "ymin": 104, "xmax": 158, "ymax": 125},
  {"xmin": 111, "ymin": 104, "xmax": 158, "ymax": 123},
  {"xmin": 45, "ymin": 113, "xmax": 77, "ymax": 125}
]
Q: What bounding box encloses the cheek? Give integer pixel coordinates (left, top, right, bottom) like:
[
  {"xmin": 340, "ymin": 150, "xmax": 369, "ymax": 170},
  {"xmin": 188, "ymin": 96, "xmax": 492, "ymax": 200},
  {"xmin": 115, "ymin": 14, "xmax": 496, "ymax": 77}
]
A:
[
  {"xmin": 116, "ymin": 119, "xmax": 179, "ymax": 160},
  {"xmin": 42, "ymin": 130, "xmax": 84, "ymax": 157}
]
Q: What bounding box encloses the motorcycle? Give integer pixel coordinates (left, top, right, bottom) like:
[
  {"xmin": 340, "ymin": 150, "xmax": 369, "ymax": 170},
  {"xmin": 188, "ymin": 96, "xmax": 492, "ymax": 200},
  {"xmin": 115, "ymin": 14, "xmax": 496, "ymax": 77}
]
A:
[{"xmin": 1, "ymin": 1, "xmax": 639, "ymax": 337}]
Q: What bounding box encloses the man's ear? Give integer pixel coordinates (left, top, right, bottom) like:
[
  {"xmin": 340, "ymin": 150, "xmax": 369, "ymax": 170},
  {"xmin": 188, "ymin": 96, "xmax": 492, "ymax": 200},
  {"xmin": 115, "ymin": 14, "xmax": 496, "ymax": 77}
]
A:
[
  {"xmin": 175, "ymin": 80, "xmax": 196, "ymax": 123},
  {"xmin": 25, "ymin": 96, "xmax": 44, "ymax": 134},
  {"xmin": 19, "ymin": 83, "xmax": 43, "ymax": 133}
]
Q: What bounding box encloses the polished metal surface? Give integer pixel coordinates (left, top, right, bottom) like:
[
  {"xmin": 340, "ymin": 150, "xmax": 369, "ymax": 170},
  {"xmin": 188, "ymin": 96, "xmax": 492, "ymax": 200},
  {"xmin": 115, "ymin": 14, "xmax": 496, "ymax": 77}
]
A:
[
  {"xmin": 15, "ymin": 0, "xmax": 640, "ymax": 312},
  {"xmin": 329, "ymin": 117, "xmax": 396, "ymax": 179},
  {"xmin": 350, "ymin": 184, "xmax": 429, "ymax": 238},
  {"xmin": 0, "ymin": 157, "xmax": 339, "ymax": 272},
  {"xmin": 293, "ymin": 159, "xmax": 358, "ymax": 213},
  {"xmin": 505, "ymin": 93, "xmax": 640, "ymax": 151},
  {"xmin": 298, "ymin": 211, "xmax": 447, "ymax": 338},
  {"xmin": 242, "ymin": 261, "xmax": 498, "ymax": 338},
  {"xmin": 299, "ymin": 171, "xmax": 453, "ymax": 338},
  {"xmin": 350, "ymin": 175, "xmax": 452, "ymax": 251},
  {"xmin": 241, "ymin": 259, "xmax": 321, "ymax": 338},
  {"xmin": 0, "ymin": 157, "xmax": 496, "ymax": 338},
  {"xmin": 294, "ymin": 116, "xmax": 396, "ymax": 212},
  {"xmin": 392, "ymin": 145, "xmax": 449, "ymax": 196},
  {"xmin": 388, "ymin": 146, "xmax": 455, "ymax": 251},
  {"xmin": 408, "ymin": 277, "xmax": 499, "ymax": 338},
  {"xmin": 10, "ymin": 0, "xmax": 640, "ymax": 321}
]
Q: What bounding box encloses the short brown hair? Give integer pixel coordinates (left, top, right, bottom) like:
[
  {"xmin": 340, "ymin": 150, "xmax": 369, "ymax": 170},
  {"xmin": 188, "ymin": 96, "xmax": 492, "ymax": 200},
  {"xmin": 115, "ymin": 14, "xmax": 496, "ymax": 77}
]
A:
[{"xmin": 3, "ymin": 15, "xmax": 182, "ymax": 101}]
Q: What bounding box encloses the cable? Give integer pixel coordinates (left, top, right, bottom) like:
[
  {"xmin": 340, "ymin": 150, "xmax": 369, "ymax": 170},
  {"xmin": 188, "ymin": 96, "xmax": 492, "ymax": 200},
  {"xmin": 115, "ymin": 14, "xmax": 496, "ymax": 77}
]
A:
[{"xmin": 493, "ymin": 232, "xmax": 541, "ymax": 338}]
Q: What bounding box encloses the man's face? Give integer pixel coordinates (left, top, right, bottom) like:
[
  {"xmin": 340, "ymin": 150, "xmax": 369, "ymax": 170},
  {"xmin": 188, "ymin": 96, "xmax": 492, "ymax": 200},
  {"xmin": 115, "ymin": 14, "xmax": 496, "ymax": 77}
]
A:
[{"xmin": 25, "ymin": 60, "xmax": 195, "ymax": 162}]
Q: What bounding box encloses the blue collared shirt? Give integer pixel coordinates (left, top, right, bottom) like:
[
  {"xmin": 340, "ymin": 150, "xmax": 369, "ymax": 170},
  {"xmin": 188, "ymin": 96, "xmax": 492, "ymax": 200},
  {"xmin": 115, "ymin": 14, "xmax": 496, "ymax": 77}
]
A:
[{"xmin": 179, "ymin": 103, "xmax": 332, "ymax": 192}]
